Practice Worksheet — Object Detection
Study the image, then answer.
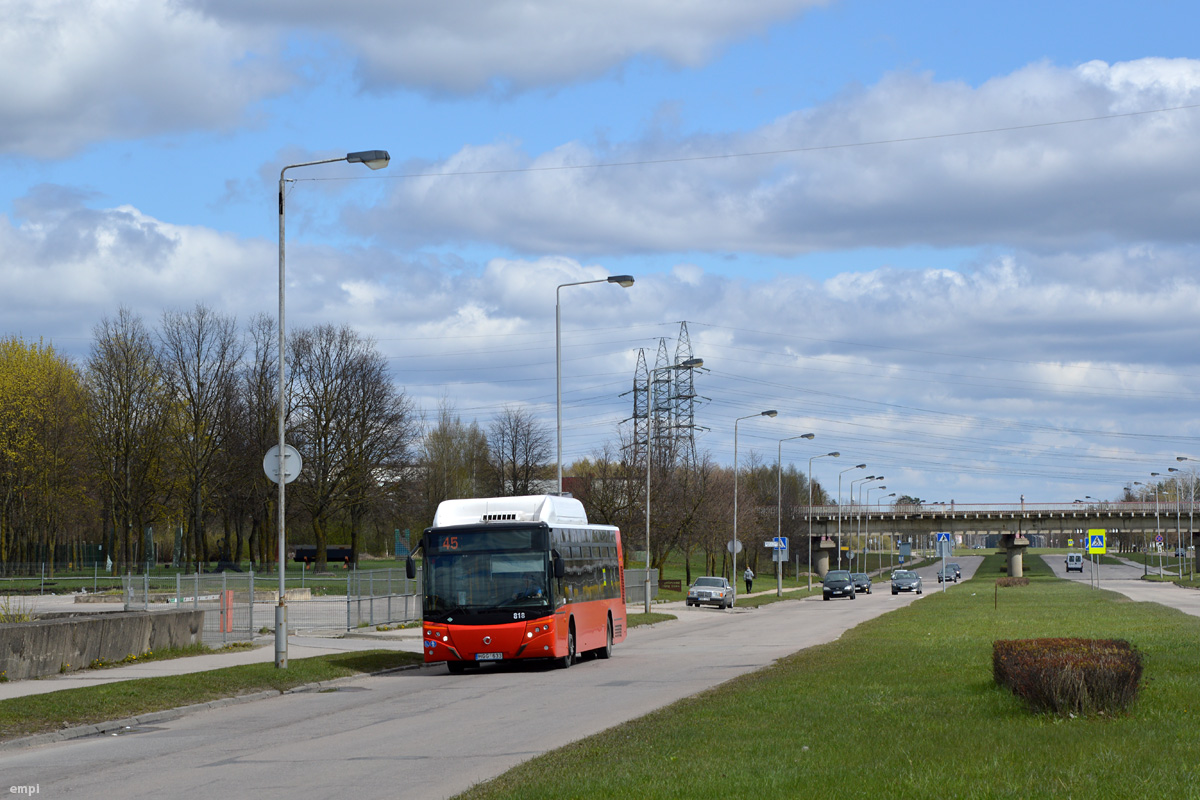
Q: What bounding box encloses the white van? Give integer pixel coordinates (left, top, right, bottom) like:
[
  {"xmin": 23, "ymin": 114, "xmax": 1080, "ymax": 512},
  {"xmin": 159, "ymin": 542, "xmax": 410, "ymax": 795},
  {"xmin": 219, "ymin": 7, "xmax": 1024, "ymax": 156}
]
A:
[{"xmin": 1065, "ymin": 553, "xmax": 1084, "ymax": 573}]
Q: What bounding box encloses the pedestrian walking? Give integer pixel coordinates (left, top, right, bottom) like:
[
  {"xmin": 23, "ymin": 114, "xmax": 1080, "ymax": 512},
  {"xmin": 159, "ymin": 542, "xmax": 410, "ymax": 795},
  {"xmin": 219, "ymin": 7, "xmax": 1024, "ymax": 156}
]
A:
[{"xmin": 744, "ymin": 566, "xmax": 755, "ymax": 594}]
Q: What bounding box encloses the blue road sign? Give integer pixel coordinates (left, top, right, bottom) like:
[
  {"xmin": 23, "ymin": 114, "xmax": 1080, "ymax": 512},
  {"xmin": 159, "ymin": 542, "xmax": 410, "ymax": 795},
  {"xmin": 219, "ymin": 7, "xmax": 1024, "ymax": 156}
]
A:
[{"xmin": 936, "ymin": 532, "xmax": 951, "ymax": 543}]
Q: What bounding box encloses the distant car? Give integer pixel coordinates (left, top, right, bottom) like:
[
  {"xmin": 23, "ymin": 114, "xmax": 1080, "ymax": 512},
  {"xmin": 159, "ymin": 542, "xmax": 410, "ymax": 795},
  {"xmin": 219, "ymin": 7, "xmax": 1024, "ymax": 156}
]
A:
[
  {"xmin": 937, "ymin": 566, "xmax": 957, "ymax": 583},
  {"xmin": 1065, "ymin": 553, "xmax": 1084, "ymax": 573},
  {"xmin": 851, "ymin": 572, "xmax": 872, "ymax": 594},
  {"xmin": 948, "ymin": 562, "xmax": 962, "ymax": 579},
  {"xmin": 686, "ymin": 576, "xmax": 733, "ymax": 608},
  {"xmin": 823, "ymin": 570, "xmax": 856, "ymax": 601},
  {"xmin": 891, "ymin": 570, "xmax": 923, "ymax": 595}
]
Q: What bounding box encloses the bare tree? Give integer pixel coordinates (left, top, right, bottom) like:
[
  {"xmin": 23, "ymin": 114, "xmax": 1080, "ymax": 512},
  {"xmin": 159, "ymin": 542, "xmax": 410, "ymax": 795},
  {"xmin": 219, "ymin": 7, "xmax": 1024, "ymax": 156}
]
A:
[
  {"xmin": 289, "ymin": 324, "xmax": 411, "ymax": 570},
  {"xmin": 82, "ymin": 308, "xmax": 170, "ymax": 572},
  {"xmin": 235, "ymin": 314, "xmax": 282, "ymax": 570},
  {"xmin": 159, "ymin": 304, "xmax": 244, "ymax": 569},
  {"xmin": 570, "ymin": 438, "xmax": 640, "ymax": 529},
  {"xmin": 340, "ymin": 341, "xmax": 417, "ymax": 565},
  {"xmin": 421, "ymin": 397, "xmax": 489, "ymax": 519},
  {"xmin": 486, "ymin": 405, "xmax": 552, "ymax": 496}
]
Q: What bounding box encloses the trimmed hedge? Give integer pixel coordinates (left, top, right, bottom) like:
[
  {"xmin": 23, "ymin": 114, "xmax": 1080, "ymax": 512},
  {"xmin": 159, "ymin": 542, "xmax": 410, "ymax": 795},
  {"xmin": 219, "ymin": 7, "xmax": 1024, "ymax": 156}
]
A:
[
  {"xmin": 993, "ymin": 638, "xmax": 1142, "ymax": 715},
  {"xmin": 995, "ymin": 577, "xmax": 1030, "ymax": 587}
]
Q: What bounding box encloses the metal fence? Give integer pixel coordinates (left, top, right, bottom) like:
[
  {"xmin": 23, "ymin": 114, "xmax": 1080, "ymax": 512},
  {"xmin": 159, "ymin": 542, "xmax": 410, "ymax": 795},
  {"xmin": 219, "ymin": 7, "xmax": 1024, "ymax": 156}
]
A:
[
  {"xmin": 623, "ymin": 568, "xmax": 659, "ymax": 606},
  {"xmin": 123, "ymin": 568, "xmax": 421, "ymax": 646}
]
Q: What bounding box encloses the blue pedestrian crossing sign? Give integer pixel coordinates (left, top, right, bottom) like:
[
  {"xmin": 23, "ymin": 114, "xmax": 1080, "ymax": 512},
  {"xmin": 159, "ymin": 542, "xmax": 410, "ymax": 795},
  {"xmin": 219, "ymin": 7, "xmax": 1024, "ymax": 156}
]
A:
[
  {"xmin": 1087, "ymin": 529, "xmax": 1106, "ymax": 555},
  {"xmin": 936, "ymin": 532, "xmax": 951, "ymax": 543}
]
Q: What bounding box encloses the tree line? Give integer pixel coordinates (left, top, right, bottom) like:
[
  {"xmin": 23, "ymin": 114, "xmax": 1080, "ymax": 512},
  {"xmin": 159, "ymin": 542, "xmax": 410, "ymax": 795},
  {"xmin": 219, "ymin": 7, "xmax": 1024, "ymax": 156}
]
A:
[
  {"xmin": 0, "ymin": 303, "xmax": 863, "ymax": 580},
  {"xmin": 1, "ymin": 305, "xmax": 574, "ymax": 575}
]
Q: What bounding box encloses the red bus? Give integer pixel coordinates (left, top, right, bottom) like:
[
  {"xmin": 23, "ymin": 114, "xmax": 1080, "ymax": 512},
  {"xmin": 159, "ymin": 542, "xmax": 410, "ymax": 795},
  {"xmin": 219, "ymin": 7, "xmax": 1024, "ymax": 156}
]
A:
[{"xmin": 407, "ymin": 495, "xmax": 627, "ymax": 673}]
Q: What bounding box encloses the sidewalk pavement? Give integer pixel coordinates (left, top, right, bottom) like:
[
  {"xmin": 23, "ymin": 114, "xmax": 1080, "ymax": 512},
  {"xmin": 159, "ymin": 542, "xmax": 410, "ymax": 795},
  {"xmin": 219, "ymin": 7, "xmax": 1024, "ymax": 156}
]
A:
[{"xmin": 0, "ymin": 627, "xmax": 423, "ymax": 702}]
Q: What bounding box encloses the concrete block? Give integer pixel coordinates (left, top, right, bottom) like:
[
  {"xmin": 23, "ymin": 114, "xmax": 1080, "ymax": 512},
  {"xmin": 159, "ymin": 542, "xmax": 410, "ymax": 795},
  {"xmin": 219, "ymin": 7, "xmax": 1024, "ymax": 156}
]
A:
[{"xmin": 0, "ymin": 610, "xmax": 204, "ymax": 681}]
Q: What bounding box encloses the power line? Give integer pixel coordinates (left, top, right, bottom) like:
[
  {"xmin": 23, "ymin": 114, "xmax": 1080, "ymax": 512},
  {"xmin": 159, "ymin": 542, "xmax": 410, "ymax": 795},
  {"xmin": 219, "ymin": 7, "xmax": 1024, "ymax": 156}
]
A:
[{"xmin": 296, "ymin": 104, "xmax": 1200, "ymax": 182}]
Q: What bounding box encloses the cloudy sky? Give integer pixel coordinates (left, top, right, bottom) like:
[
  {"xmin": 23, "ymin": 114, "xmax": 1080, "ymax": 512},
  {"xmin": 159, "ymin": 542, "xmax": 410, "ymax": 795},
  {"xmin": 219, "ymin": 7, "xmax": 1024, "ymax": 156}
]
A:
[{"xmin": 4, "ymin": 0, "xmax": 1200, "ymax": 505}]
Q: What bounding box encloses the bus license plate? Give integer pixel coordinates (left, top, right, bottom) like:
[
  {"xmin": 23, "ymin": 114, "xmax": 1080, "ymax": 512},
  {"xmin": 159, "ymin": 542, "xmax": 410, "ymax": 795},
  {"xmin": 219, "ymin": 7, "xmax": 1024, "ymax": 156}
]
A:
[{"xmin": 475, "ymin": 652, "xmax": 503, "ymax": 661}]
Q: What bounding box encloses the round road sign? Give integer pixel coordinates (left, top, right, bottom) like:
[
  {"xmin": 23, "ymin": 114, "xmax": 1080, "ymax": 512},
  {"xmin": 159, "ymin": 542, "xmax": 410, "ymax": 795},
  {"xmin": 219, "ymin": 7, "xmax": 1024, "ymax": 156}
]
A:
[{"xmin": 263, "ymin": 444, "xmax": 303, "ymax": 484}]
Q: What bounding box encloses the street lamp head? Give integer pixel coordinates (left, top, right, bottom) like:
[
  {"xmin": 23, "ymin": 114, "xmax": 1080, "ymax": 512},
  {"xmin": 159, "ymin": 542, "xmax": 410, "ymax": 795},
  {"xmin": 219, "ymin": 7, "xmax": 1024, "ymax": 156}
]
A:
[
  {"xmin": 346, "ymin": 149, "xmax": 391, "ymax": 169},
  {"xmin": 829, "ymin": 452, "xmax": 840, "ymax": 457},
  {"xmin": 607, "ymin": 274, "xmax": 635, "ymax": 288},
  {"xmin": 1178, "ymin": 456, "xmax": 1190, "ymax": 462},
  {"xmin": 1151, "ymin": 472, "xmax": 1161, "ymax": 477},
  {"xmin": 1170, "ymin": 467, "xmax": 1181, "ymax": 473},
  {"xmin": 855, "ymin": 463, "xmax": 867, "ymax": 469},
  {"xmin": 801, "ymin": 433, "xmax": 815, "ymax": 439},
  {"xmin": 762, "ymin": 409, "xmax": 778, "ymax": 417},
  {"xmin": 680, "ymin": 357, "xmax": 703, "ymax": 368}
]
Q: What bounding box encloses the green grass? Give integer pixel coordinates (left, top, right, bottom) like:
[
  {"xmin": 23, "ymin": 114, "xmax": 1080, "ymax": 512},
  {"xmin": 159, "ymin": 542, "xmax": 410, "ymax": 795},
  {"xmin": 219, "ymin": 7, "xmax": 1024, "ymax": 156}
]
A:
[
  {"xmin": 735, "ymin": 586, "xmax": 820, "ymax": 607},
  {"xmin": 626, "ymin": 612, "xmax": 676, "ymax": 628},
  {"xmin": 455, "ymin": 553, "xmax": 1200, "ymax": 799},
  {"xmin": 0, "ymin": 649, "xmax": 422, "ymax": 741}
]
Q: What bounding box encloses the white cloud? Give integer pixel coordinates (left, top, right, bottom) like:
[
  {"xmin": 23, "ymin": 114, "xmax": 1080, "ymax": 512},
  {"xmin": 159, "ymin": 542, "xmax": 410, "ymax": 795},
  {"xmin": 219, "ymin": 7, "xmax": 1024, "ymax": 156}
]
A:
[
  {"xmin": 364, "ymin": 57, "xmax": 1200, "ymax": 255},
  {"xmin": 5, "ymin": 187, "xmax": 1198, "ymax": 500},
  {"xmin": 189, "ymin": 0, "xmax": 828, "ymax": 94},
  {"xmin": 0, "ymin": 0, "xmax": 292, "ymax": 158}
]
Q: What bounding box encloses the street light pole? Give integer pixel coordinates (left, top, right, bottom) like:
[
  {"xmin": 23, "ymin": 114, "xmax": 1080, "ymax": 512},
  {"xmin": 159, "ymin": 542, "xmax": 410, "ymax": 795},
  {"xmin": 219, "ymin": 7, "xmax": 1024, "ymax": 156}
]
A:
[
  {"xmin": 733, "ymin": 410, "xmax": 778, "ymax": 604},
  {"xmin": 1135, "ymin": 481, "xmax": 1150, "ymax": 576},
  {"xmin": 1152, "ymin": 472, "xmax": 1163, "ymax": 577},
  {"xmin": 865, "ymin": 483, "xmax": 885, "ymax": 569},
  {"xmin": 644, "ymin": 357, "xmax": 702, "ymax": 613},
  {"xmin": 1170, "ymin": 467, "xmax": 1183, "ymax": 578},
  {"xmin": 277, "ymin": 149, "xmax": 390, "ymax": 669},
  {"xmin": 1179, "ymin": 457, "xmax": 1196, "ymax": 580},
  {"xmin": 849, "ymin": 476, "xmax": 875, "ymax": 569},
  {"xmin": 777, "ymin": 433, "xmax": 815, "ymax": 596},
  {"xmin": 807, "ymin": 451, "xmax": 838, "ymax": 589},
  {"xmin": 556, "ymin": 275, "xmax": 634, "ymax": 495},
  {"xmin": 875, "ymin": 492, "xmax": 895, "ymax": 571},
  {"xmin": 837, "ymin": 464, "xmax": 866, "ymax": 570}
]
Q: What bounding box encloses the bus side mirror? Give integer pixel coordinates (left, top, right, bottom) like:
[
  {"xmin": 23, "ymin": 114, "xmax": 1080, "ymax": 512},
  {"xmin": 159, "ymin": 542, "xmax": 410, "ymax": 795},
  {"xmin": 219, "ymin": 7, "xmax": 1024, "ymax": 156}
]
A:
[
  {"xmin": 405, "ymin": 556, "xmax": 416, "ymax": 579},
  {"xmin": 553, "ymin": 551, "xmax": 565, "ymax": 579}
]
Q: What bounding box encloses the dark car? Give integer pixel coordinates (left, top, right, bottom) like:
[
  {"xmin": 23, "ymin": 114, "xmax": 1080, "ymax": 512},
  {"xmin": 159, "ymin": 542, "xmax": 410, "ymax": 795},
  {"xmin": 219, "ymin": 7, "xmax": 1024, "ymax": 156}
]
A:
[
  {"xmin": 851, "ymin": 572, "xmax": 872, "ymax": 594},
  {"xmin": 948, "ymin": 562, "xmax": 962, "ymax": 579},
  {"xmin": 937, "ymin": 565, "xmax": 957, "ymax": 583},
  {"xmin": 822, "ymin": 569, "xmax": 856, "ymax": 601},
  {"xmin": 891, "ymin": 570, "xmax": 923, "ymax": 595}
]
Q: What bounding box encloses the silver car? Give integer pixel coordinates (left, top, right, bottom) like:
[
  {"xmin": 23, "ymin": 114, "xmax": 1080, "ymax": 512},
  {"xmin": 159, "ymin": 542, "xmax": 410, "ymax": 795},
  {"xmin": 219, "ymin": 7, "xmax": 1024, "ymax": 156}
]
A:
[{"xmin": 686, "ymin": 576, "xmax": 734, "ymax": 609}]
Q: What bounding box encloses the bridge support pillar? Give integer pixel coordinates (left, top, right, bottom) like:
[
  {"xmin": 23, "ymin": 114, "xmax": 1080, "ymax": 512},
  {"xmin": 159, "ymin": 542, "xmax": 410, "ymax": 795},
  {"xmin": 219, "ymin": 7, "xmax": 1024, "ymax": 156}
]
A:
[
  {"xmin": 810, "ymin": 537, "xmax": 836, "ymax": 579},
  {"xmin": 1002, "ymin": 535, "xmax": 1030, "ymax": 578}
]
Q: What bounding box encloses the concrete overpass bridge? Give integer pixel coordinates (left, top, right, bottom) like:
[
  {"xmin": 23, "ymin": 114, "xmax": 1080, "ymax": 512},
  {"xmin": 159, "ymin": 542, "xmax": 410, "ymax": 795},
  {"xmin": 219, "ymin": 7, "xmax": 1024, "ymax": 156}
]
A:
[{"xmin": 791, "ymin": 501, "xmax": 1197, "ymax": 579}]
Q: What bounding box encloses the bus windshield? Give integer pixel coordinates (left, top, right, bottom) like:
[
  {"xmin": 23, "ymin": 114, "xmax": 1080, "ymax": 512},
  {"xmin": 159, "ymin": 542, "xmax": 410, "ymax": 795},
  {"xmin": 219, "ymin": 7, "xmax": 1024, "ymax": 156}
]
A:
[{"xmin": 424, "ymin": 550, "xmax": 551, "ymax": 620}]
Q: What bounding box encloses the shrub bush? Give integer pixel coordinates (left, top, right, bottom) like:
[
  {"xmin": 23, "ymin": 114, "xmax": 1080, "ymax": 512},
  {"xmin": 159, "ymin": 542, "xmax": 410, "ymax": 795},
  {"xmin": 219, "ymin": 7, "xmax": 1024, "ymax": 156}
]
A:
[
  {"xmin": 995, "ymin": 577, "xmax": 1030, "ymax": 587},
  {"xmin": 993, "ymin": 638, "xmax": 1142, "ymax": 715}
]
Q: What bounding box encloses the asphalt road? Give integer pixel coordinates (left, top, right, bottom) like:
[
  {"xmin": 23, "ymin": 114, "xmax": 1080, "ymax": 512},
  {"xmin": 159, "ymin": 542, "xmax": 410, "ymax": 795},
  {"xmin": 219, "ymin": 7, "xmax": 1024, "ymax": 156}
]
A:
[
  {"xmin": 1040, "ymin": 552, "xmax": 1200, "ymax": 615},
  {"xmin": 1, "ymin": 579, "xmax": 935, "ymax": 800}
]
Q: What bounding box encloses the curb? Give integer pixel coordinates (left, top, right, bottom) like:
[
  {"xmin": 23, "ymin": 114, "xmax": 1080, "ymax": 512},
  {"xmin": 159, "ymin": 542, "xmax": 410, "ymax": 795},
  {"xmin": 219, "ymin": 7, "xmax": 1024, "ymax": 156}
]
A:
[{"xmin": 0, "ymin": 662, "xmax": 427, "ymax": 751}]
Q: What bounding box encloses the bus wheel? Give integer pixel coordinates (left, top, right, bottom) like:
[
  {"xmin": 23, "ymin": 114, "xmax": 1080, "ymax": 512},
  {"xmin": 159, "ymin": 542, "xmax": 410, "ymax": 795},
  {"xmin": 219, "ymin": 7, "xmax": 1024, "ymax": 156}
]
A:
[
  {"xmin": 557, "ymin": 622, "xmax": 576, "ymax": 669},
  {"xmin": 447, "ymin": 661, "xmax": 467, "ymax": 674},
  {"xmin": 597, "ymin": 617, "xmax": 613, "ymax": 659}
]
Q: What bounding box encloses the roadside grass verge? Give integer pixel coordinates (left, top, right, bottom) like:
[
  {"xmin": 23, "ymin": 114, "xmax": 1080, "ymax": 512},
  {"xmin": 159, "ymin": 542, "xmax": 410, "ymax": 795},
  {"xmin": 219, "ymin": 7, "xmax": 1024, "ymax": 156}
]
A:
[
  {"xmin": 457, "ymin": 554, "xmax": 1200, "ymax": 799},
  {"xmin": 735, "ymin": 586, "xmax": 820, "ymax": 608},
  {"xmin": 626, "ymin": 612, "xmax": 676, "ymax": 628},
  {"xmin": 0, "ymin": 650, "xmax": 422, "ymax": 742}
]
